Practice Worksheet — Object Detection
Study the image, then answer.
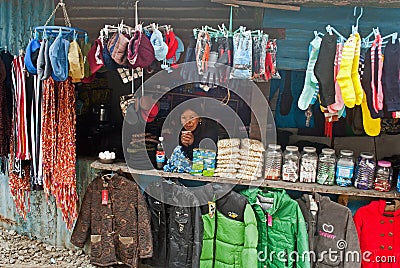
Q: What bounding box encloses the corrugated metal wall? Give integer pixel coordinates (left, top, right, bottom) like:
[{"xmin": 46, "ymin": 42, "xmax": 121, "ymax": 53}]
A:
[
  {"xmin": 0, "ymin": 159, "xmax": 95, "ymax": 249},
  {"xmin": 54, "ymin": 0, "xmax": 263, "ymax": 44},
  {"xmin": 0, "ymin": 0, "xmax": 54, "ymax": 55},
  {"xmin": 263, "ymin": 6, "xmax": 400, "ymax": 70}
]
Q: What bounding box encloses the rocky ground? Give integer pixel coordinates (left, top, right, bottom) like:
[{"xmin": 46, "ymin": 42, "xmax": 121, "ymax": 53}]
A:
[{"xmin": 0, "ymin": 226, "xmax": 94, "ymax": 267}]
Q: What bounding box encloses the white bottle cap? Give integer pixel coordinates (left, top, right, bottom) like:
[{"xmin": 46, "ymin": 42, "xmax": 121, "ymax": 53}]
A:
[{"xmin": 159, "ymin": 137, "xmax": 164, "ymax": 141}]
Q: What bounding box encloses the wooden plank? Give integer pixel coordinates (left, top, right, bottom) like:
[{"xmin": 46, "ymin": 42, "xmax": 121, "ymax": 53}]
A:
[
  {"xmin": 91, "ymin": 160, "xmax": 400, "ymax": 199},
  {"xmin": 263, "ymin": 0, "xmax": 400, "ymax": 7},
  {"xmin": 212, "ymin": 0, "xmax": 301, "ymax": 11}
]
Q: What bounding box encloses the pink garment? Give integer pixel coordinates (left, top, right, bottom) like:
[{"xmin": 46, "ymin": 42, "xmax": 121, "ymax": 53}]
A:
[
  {"xmin": 328, "ymin": 42, "xmax": 345, "ymax": 113},
  {"xmin": 371, "ymin": 34, "xmax": 384, "ymax": 113}
]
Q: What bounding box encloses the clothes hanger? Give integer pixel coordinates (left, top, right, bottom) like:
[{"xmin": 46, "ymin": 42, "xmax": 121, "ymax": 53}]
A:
[
  {"xmin": 351, "ymin": 6, "xmax": 363, "ymax": 35},
  {"xmin": 326, "ymin": 25, "xmax": 347, "ymax": 42}
]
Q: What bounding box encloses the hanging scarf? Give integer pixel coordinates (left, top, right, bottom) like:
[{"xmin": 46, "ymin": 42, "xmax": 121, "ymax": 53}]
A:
[
  {"xmin": 8, "ymin": 108, "xmax": 31, "ymax": 219},
  {"xmin": 11, "ymin": 56, "xmax": 30, "ymax": 160},
  {"xmin": 52, "ymin": 78, "xmax": 77, "ymax": 230},
  {"xmin": 41, "ymin": 77, "xmax": 57, "ymax": 199}
]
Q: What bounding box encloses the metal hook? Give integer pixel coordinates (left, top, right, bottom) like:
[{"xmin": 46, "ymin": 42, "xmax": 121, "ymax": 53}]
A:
[{"xmin": 353, "ymin": 7, "xmax": 363, "ymax": 30}]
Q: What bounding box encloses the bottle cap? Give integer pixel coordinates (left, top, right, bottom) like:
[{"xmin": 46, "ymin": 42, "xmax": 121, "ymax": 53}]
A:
[
  {"xmin": 268, "ymin": 144, "xmax": 281, "ymax": 150},
  {"xmin": 322, "ymin": 148, "xmax": 335, "ymax": 155},
  {"xmin": 286, "ymin": 146, "xmax": 298, "ymax": 152},
  {"xmin": 159, "ymin": 137, "xmax": 164, "ymax": 141},
  {"xmin": 378, "ymin": 160, "xmax": 392, "ymax": 168},
  {"xmin": 340, "ymin": 150, "xmax": 354, "ymax": 156},
  {"xmin": 360, "ymin": 152, "xmax": 374, "ymax": 159},
  {"xmin": 303, "ymin": 147, "xmax": 316, "ymax": 153}
]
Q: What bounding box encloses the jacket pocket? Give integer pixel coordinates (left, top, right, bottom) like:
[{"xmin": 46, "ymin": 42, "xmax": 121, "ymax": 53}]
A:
[
  {"xmin": 316, "ymin": 252, "xmax": 342, "ymax": 267},
  {"xmin": 118, "ymin": 235, "xmax": 136, "ymax": 260},
  {"xmin": 90, "ymin": 235, "xmax": 102, "ymax": 258}
]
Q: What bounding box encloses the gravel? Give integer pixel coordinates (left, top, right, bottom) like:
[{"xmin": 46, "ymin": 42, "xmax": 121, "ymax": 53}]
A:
[{"xmin": 0, "ymin": 226, "xmax": 95, "ymax": 267}]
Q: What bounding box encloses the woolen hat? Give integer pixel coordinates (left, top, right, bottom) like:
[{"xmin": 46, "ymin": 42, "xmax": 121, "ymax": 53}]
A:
[
  {"xmin": 87, "ymin": 39, "xmax": 104, "ymax": 74},
  {"xmin": 111, "ymin": 33, "xmax": 131, "ymax": 67},
  {"xmin": 37, "ymin": 38, "xmax": 46, "ymax": 80},
  {"xmin": 42, "ymin": 39, "xmax": 53, "ymax": 80},
  {"xmin": 103, "ymin": 35, "xmax": 121, "ymax": 70},
  {"xmin": 128, "ymin": 29, "xmax": 155, "ymax": 68},
  {"xmin": 25, "ymin": 39, "xmax": 41, "ymax": 75},
  {"xmin": 150, "ymin": 28, "xmax": 168, "ymax": 61},
  {"xmin": 80, "ymin": 40, "xmax": 92, "ymax": 78},
  {"xmin": 165, "ymin": 31, "xmax": 178, "ymax": 60},
  {"xmin": 167, "ymin": 35, "xmax": 184, "ymax": 64},
  {"xmin": 49, "ymin": 35, "xmax": 70, "ymax": 81},
  {"xmin": 68, "ymin": 40, "xmax": 85, "ymax": 83}
]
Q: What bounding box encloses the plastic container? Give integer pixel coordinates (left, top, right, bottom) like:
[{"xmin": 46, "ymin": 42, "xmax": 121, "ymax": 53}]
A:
[
  {"xmin": 354, "ymin": 152, "xmax": 375, "ymax": 190},
  {"xmin": 265, "ymin": 144, "xmax": 283, "ymax": 180},
  {"xmin": 317, "ymin": 148, "xmax": 336, "ymax": 185},
  {"xmin": 336, "ymin": 150, "xmax": 355, "ymax": 187},
  {"xmin": 374, "ymin": 161, "xmax": 393, "ymax": 192},
  {"xmin": 282, "ymin": 146, "xmax": 300, "ymax": 182},
  {"xmin": 299, "ymin": 147, "xmax": 318, "ymax": 183}
]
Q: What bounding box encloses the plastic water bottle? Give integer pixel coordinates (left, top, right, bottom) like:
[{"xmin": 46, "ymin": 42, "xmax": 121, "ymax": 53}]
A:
[{"xmin": 156, "ymin": 137, "xmax": 165, "ymax": 170}]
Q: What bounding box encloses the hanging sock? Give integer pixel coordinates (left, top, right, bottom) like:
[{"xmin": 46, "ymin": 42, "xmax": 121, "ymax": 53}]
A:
[
  {"xmin": 382, "ymin": 40, "xmax": 400, "ymax": 112},
  {"xmin": 361, "ymin": 49, "xmax": 383, "ymax": 119},
  {"xmin": 298, "ymin": 36, "xmax": 322, "ymax": 110},
  {"xmin": 361, "ymin": 92, "xmax": 381, "ymax": 136},
  {"xmin": 337, "ymin": 35, "xmax": 357, "ymax": 108},
  {"xmin": 329, "ymin": 42, "xmax": 345, "ymax": 112},
  {"xmin": 370, "ymin": 34, "xmax": 384, "ymax": 113},
  {"xmin": 352, "ymin": 33, "xmax": 364, "ymax": 105},
  {"xmin": 314, "ymin": 34, "xmax": 337, "ymax": 107}
]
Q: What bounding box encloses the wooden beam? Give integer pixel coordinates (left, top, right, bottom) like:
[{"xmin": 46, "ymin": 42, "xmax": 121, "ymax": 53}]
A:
[
  {"xmin": 211, "ymin": 0, "xmax": 301, "ymax": 11},
  {"xmin": 262, "ymin": 0, "xmax": 400, "ymax": 7}
]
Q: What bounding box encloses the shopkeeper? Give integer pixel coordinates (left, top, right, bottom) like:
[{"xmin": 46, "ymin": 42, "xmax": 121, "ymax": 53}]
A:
[{"xmin": 178, "ymin": 104, "xmax": 218, "ymax": 160}]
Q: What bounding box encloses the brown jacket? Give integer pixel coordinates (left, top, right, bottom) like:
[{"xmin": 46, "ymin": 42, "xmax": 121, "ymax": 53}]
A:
[{"xmin": 71, "ymin": 171, "xmax": 153, "ymax": 268}]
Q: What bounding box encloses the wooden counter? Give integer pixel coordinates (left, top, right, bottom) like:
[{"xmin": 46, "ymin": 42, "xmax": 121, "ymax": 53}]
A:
[{"xmin": 91, "ymin": 160, "xmax": 400, "ymax": 199}]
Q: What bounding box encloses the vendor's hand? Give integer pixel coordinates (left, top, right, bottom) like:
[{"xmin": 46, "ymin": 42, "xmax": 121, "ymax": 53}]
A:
[{"xmin": 181, "ymin": 132, "xmax": 194, "ymax": 147}]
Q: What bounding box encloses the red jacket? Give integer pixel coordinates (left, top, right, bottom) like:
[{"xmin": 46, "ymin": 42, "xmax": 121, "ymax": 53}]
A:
[{"xmin": 354, "ymin": 200, "xmax": 400, "ymax": 268}]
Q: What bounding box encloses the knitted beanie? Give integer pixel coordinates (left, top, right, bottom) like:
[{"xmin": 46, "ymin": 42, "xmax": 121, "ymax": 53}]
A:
[
  {"xmin": 382, "ymin": 40, "xmax": 400, "ymax": 112},
  {"xmin": 314, "ymin": 34, "xmax": 337, "ymax": 107}
]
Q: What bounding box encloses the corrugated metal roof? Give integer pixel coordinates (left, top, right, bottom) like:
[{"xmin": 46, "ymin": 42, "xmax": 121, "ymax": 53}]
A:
[
  {"xmin": 263, "ymin": 6, "xmax": 400, "ymax": 70},
  {"xmin": 0, "ymin": 0, "xmax": 54, "ymax": 55}
]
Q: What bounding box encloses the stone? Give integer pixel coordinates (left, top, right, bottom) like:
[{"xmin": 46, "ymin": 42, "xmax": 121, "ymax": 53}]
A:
[
  {"xmin": 50, "ymin": 257, "xmax": 56, "ymax": 264},
  {"xmin": 45, "ymin": 245, "xmax": 53, "ymax": 251},
  {"xmin": 9, "ymin": 230, "xmax": 16, "ymax": 236},
  {"xmin": 9, "ymin": 258, "xmax": 15, "ymax": 264},
  {"xmin": 17, "ymin": 256, "xmax": 24, "ymax": 261}
]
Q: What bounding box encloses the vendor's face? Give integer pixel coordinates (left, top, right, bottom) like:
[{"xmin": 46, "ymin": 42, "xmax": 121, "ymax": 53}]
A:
[{"xmin": 181, "ymin": 109, "xmax": 200, "ymax": 132}]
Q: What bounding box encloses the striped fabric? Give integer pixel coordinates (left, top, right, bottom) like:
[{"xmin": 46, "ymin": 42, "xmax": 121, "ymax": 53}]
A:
[{"xmin": 11, "ymin": 56, "xmax": 30, "ymax": 160}]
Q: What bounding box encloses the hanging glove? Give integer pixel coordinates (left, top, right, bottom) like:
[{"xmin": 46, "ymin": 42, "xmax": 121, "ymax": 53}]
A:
[
  {"xmin": 195, "ymin": 31, "xmax": 211, "ymax": 75},
  {"xmin": 201, "ymin": 40, "xmax": 219, "ymax": 86},
  {"xmin": 230, "ymin": 31, "xmax": 252, "ymax": 80},
  {"xmin": 215, "ymin": 37, "xmax": 233, "ymax": 84},
  {"xmin": 180, "ymin": 36, "xmax": 199, "ymax": 82}
]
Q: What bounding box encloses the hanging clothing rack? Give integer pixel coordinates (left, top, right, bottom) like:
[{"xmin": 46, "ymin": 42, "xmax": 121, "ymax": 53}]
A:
[{"xmin": 33, "ymin": 0, "xmax": 88, "ymax": 39}]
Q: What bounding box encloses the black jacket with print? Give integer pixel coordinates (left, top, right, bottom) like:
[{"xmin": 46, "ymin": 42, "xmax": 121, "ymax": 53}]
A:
[{"xmin": 143, "ymin": 178, "xmax": 203, "ymax": 268}]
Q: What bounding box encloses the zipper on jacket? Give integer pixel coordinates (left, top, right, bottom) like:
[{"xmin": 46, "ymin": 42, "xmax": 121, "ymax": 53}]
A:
[{"xmin": 212, "ymin": 211, "xmax": 218, "ymax": 268}]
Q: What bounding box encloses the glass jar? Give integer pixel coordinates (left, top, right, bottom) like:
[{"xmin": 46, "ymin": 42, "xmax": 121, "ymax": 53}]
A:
[
  {"xmin": 299, "ymin": 147, "xmax": 318, "ymax": 183},
  {"xmin": 282, "ymin": 146, "xmax": 300, "ymax": 182},
  {"xmin": 354, "ymin": 152, "xmax": 376, "ymax": 190},
  {"xmin": 336, "ymin": 150, "xmax": 355, "ymax": 187},
  {"xmin": 265, "ymin": 144, "xmax": 283, "ymax": 180},
  {"xmin": 317, "ymin": 148, "xmax": 336, "ymax": 185},
  {"xmin": 374, "ymin": 161, "xmax": 393, "ymax": 192}
]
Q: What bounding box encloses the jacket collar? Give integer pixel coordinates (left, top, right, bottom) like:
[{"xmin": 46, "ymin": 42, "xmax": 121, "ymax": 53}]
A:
[
  {"xmin": 378, "ymin": 200, "xmax": 400, "ymax": 217},
  {"xmin": 245, "ymin": 188, "xmax": 287, "ymax": 216}
]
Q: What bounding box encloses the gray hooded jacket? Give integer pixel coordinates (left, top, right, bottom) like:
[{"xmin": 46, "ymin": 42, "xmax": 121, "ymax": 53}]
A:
[{"xmin": 296, "ymin": 193, "xmax": 361, "ymax": 268}]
